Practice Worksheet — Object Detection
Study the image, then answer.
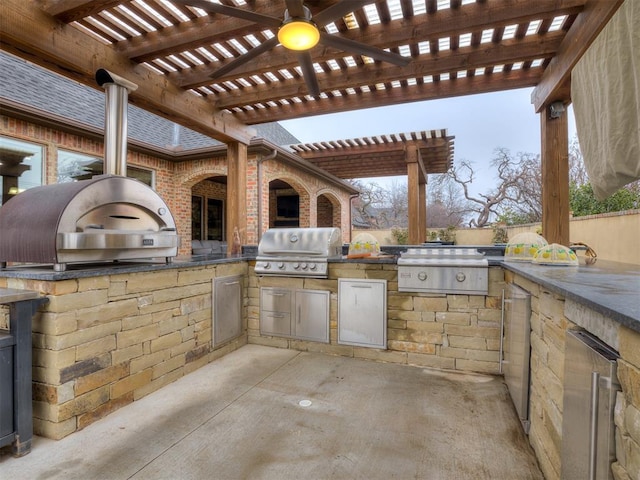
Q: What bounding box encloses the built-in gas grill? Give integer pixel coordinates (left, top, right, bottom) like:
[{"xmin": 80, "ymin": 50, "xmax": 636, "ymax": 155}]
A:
[
  {"xmin": 398, "ymin": 248, "xmax": 488, "ymax": 294},
  {"xmin": 255, "ymin": 227, "xmax": 342, "ymax": 278},
  {"xmin": 0, "ymin": 69, "xmax": 179, "ymax": 271}
]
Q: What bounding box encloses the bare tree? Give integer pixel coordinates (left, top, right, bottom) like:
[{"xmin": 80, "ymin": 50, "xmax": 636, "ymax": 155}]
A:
[
  {"xmin": 427, "ymin": 176, "xmax": 469, "ymax": 227},
  {"xmin": 444, "ymin": 148, "xmax": 542, "ymax": 227},
  {"xmin": 383, "ymin": 180, "xmax": 408, "ymax": 227},
  {"xmin": 349, "ymin": 180, "xmax": 388, "ymax": 228},
  {"xmin": 501, "ymin": 151, "xmax": 542, "ymax": 223},
  {"xmin": 569, "ymin": 134, "xmax": 589, "ymax": 186}
]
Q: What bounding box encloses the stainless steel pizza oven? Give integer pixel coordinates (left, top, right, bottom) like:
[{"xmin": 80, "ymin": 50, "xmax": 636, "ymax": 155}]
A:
[
  {"xmin": 0, "ymin": 176, "xmax": 178, "ymax": 271},
  {"xmin": 0, "ymin": 69, "xmax": 179, "ymax": 271},
  {"xmin": 397, "ymin": 248, "xmax": 488, "ymax": 294},
  {"xmin": 255, "ymin": 227, "xmax": 342, "ymax": 278}
]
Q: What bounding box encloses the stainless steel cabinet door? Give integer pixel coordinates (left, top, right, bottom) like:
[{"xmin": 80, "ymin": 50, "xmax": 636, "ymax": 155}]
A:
[
  {"xmin": 502, "ymin": 283, "xmax": 531, "ymax": 433},
  {"xmin": 561, "ymin": 330, "xmax": 619, "ymax": 480},
  {"xmin": 294, "ymin": 289, "xmax": 329, "ymax": 343},
  {"xmin": 213, "ymin": 275, "xmax": 242, "ymax": 347},
  {"xmin": 338, "ymin": 279, "xmax": 387, "ymax": 348}
]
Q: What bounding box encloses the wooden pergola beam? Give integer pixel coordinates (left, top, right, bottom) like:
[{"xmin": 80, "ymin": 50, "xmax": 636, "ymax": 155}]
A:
[
  {"xmin": 1, "ymin": 0, "xmax": 255, "ymax": 145},
  {"xmin": 531, "ymin": 0, "xmax": 624, "ymax": 111},
  {"xmin": 113, "ymin": 0, "xmax": 582, "ymax": 69},
  {"xmin": 235, "ymin": 68, "xmax": 542, "ymax": 124},
  {"xmin": 207, "ymin": 32, "xmax": 564, "ymax": 107}
]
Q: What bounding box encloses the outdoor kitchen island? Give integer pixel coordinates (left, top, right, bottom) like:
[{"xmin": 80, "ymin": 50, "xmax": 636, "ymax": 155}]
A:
[
  {"xmin": 1, "ymin": 252, "xmax": 639, "ymax": 480},
  {"xmin": 0, "ymin": 254, "xmax": 252, "ymax": 441},
  {"xmin": 250, "ymin": 254, "xmax": 640, "ymax": 480}
]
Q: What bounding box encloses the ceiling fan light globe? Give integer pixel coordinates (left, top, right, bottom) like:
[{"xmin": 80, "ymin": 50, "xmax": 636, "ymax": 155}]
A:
[{"xmin": 278, "ymin": 19, "xmax": 320, "ymax": 51}]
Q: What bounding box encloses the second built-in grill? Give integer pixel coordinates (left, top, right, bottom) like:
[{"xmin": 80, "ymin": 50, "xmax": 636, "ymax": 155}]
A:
[
  {"xmin": 255, "ymin": 227, "xmax": 342, "ymax": 278},
  {"xmin": 398, "ymin": 248, "xmax": 488, "ymax": 294}
]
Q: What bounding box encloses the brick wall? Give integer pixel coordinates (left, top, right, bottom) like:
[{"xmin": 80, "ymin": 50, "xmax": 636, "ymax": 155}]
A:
[
  {"xmin": 247, "ymin": 263, "xmax": 504, "ymax": 373},
  {"xmin": 192, "ymin": 178, "xmax": 227, "ymax": 200},
  {"xmin": 1, "ymin": 263, "xmax": 247, "ymax": 440},
  {"xmin": 261, "ymin": 160, "xmax": 351, "ymax": 243},
  {"xmin": 317, "ymin": 194, "xmax": 334, "ymax": 227},
  {"xmin": 2, "ymin": 115, "xmax": 354, "ymax": 252}
]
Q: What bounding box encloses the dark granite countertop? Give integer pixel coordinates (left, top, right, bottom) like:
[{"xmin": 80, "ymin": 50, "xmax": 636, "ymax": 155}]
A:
[
  {"xmin": 0, "ymin": 254, "xmax": 250, "ymax": 281},
  {"xmin": 501, "ymin": 260, "xmax": 640, "ymax": 332},
  {"xmin": 2, "ymin": 245, "xmax": 636, "ymax": 334}
]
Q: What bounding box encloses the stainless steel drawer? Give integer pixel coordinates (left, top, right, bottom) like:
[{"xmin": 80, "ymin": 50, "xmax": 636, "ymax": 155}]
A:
[
  {"xmin": 398, "ymin": 266, "xmax": 488, "ymax": 294},
  {"xmin": 260, "ymin": 312, "xmax": 291, "ymax": 336},
  {"xmin": 260, "ymin": 288, "xmax": 292, "ymax": 313}
]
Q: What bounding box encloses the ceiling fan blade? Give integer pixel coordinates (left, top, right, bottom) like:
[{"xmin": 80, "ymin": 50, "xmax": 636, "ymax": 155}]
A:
[
  {"xmin": 313, "ymin": 1, "xmax": 373, "ymax": 27},
  {"xmin": 284, "ymin": 0, "xmax": 306, "ymax": 18},
  {"xmin": 319, "ymin": 32, "xmax": 410, "ymax": 66},
  {"xmin": 297, "ymin": 52, "xmax": 320, "ymax": 97},
  {"xmin": 209, "ymin": 37, "xmax": 279, "ymax": 79},
  {"xmin": 172, "ymin": 0, "xmax": 281, "ymax": 29}
]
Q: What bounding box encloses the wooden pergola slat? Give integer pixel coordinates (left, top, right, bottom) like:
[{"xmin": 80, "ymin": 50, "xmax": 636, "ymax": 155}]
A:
[{"xmin": 1, "ymin": 0, "xmax": 628, "ymax": 246}]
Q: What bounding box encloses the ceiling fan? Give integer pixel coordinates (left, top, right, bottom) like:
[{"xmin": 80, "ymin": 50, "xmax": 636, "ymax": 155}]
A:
[{"xmin": 172, "ymin": 0, "xmax": 410, "ymax": 96}]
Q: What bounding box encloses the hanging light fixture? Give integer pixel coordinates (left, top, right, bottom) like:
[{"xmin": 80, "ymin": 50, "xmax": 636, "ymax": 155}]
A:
[{"xmin": 277, "ymin": 7, "xmax": 320, "ymax": 51}]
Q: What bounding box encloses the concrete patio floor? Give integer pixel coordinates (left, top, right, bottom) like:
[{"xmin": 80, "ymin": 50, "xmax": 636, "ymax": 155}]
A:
[{"xmin": 1, "ymin": 345, "xmax": 543, "ymax": 479}]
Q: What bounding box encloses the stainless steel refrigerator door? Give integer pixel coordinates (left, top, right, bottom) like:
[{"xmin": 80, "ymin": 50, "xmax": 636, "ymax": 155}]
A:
[
  {"xmin": 501, "ymin": 284, "xmax": 532, "ymax": 433},
  {"xmin": 213, "ymin": 275, "xmax": 243, "ymax": 347},
  {"xmin": 561, "ymin": 329, "xmax": 620, "ymax": 480}
]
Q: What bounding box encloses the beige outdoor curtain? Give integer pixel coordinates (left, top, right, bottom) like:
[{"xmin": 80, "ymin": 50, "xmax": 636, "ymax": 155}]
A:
[{"xmin": 571, "ymin": 0, "xmax": 640, "ymax": 200}]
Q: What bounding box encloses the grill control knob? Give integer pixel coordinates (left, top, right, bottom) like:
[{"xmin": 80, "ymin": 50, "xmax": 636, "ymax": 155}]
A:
[
  {"xmin": 456, "ymin": 272, "xmax": 466, "ymax": 282},
  {"xmin": 263, "ymin": 262, "xmax": 271, "ymax": 269},
  {"xmin": 277, "ymin": 262, "xmax": 285, "ymax": 270},
  {"xmin": 293, "ymin": 263, "xmax": 300, "ymax": 269},
  {"xmin": 301, "ymin": 263, "xmax": 308, "ymax": 270},
  {"xmin": 309, "ymin": 264, "xmax": 317, "ymax": 271},
  {"xmin": 417, "ymin": 272, "xmax": 428, "ymax": 281}
]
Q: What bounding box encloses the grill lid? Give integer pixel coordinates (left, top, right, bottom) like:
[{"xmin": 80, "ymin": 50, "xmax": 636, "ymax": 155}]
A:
[
  {"xmin": 398, "ymin": 248, "xmax": 487, "ymax": 267},
  {"xmin": 255, "ymin": 227, "xmax": 342, "ymax": 278},
  {"xmin": 258, "ymin": 227, "xmax": 342, "ymax": 258}
]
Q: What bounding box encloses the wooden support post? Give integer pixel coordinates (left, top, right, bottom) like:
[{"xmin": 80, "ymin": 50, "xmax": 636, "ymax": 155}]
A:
[
  {"xmin": 541, "ymin": 105, "xmax": 570, "ymax": 246},
  {"xmin": 407, "ymin": 161, "xmax": 420, "ymax": 245},
  {"xmin": 226, "ymin": 142, "xmax": 248, "ymax": 251},
  {"xmin": 419, "ymin": 180, "xmax": 427, "ymax": 244}
]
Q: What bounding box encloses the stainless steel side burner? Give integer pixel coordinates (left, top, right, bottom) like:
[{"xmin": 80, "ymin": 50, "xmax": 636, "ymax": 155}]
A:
[{"xmin": 397, "ymin": 248, "xmax": 488, "ymax": 294}]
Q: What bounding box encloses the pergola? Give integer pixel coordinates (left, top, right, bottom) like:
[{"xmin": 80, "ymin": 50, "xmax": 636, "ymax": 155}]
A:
[
  {"xmin": 292, "ymin": 130, "xmax": 455, "ymax": 243},
  {"xmin": 0, "ymin": 0, "xmax": 625, "ymax": 247}
]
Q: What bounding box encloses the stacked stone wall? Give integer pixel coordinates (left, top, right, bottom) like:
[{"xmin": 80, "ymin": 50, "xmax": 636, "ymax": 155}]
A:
[
  {"xmin": 613, "ymin": 326, "xmax": 640, "ymax": 480},
  {"xmin": 248, "ymin": 263, "xmax": 504, "ymax": 374},
  {"xmin": 507, "ymin": 271, "xmax": 640, "ymax": 480},
  {"xmin": 0, "ymin": 262, "xmax": 247, "ymax": 440}
]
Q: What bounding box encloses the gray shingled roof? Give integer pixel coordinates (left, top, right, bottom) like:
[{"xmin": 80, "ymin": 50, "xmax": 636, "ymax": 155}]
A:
[{"xmin": 0, "ymin": 52, "xmax": 299, "ymax": 150}]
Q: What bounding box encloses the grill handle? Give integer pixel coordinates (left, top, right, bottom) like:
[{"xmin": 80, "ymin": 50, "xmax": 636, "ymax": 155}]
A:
[{"xmin": 261, "ymin": 249, "xmax": 324, "ymax": 256}]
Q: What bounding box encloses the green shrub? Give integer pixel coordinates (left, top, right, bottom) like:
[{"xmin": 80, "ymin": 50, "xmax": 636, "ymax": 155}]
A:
[{"xmin": 391, "ymin": 227, "xmax": 409, "ymax": 245}]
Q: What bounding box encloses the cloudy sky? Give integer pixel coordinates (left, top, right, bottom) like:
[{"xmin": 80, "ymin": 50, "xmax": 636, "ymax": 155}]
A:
[{"xmin": 281, "ymin": 87, "xmax": 577, "ymax": 195}]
